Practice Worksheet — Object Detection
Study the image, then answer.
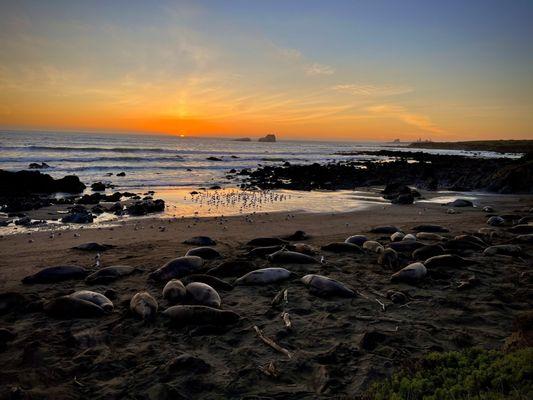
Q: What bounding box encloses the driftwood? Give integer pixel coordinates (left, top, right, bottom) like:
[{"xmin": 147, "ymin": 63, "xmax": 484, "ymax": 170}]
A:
[
  {"xmin": 271, "ymin": 288, "xmax": 288, "ymax": 308},
  {"xmin": 253, "ymin": 325, "xmax": 292, "ymax": 359},
  {"xmin": 281, "ymin": 312, "xmax": 292, "ymax": 330}
]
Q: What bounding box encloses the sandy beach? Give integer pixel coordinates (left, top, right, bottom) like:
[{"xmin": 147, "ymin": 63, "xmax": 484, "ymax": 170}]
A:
[{"xmin": 1, "ymin": 192, "xmax": 532, "ymax": 399}]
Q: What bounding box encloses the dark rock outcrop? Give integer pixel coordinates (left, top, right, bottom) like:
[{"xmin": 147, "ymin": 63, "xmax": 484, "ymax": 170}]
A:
[
  {"xmin": 0, "ymin": 170, "xmax": 86, "ymax": 196},
  {"xmin": 126, "ymin": 199, "xmax": 165, "ymax": 216}
]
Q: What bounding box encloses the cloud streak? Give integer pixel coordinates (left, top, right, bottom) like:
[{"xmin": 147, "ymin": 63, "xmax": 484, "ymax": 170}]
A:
[
  {"xmin": 366, "ymin": 104, "xmax": 444, "ymax": 133},
  {"xmin": 332, "ymin": 83, "xmax": 412, "ymax": 96}
]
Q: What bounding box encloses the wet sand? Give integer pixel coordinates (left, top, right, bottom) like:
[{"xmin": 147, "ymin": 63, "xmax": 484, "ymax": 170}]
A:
[{"xmin": 1, "ymin": 193, "xmax": 532, "ymax": 399}]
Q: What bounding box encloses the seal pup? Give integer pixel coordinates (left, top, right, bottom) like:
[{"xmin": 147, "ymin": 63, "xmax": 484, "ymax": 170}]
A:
[
  {"xmin": 508, "ymin": 225, "xmax": 533, "ymax": 235},
  {"xmin": 487, "ymin": 216, "xmax": 505, "ymax": 226},
  {"xmin": 483, "ymin": 245, "xmax": 522, "ymax": 257},
  {"xmin": 130, "ymin": 292, "xmax": 158, "ymax": 320},
  {"xmin": 44, "ymin": 296, "xmax": 105, "ymax": 319},
  {"xmin": 235, "ymin": 267, "xmax": 292, "ymax": 285},
  {"xmin": 390, "ymin": 232, "xmax": 405, "ymax": 242},
  {"xmin": 207, "ymin": 260, "xmax": 255, "ymax": 277},
  {"xmin": 321, "ymin": 242, "xmax": 363, "ymax": 254},
  {"xmin": 282, "ymin": 230, "xmax": 309, "ymax": 241},
  {"xmin": 163, "ymin": 279, "xmax": 187, "ymax": 304},
  {"xmin": 185, "ymin": 282, "xmax": 221, "ymax": 308},
  {"xmin": 412, "ymin": 224, "xmax": 449, "ymax": 233},
  {"xmin": 370, "ymin": 226, "xmax": 400, "ymax": 234},
  {"xmin": 412, "ymin": 244, "xmax": 446, "ymax": 261},
  {"xmin": 163, "ymin": 305, "xmax": 240, "ymax": 327},
  {"xmin": 185, "ymin": 247, "xmax": 221, "ymax": 260},
  {"xmin": 389, "ymin": 241, "xmax": 424, "ymax": 253},
  {"xmin": 291, "ymin": 243, "xmax": 317, "ymax": 255},
  {"xmin": 246, "ymin": 245, "xmax": 284, "ymax": 258},
  {"xmin": 391, "ymin": 262, "xmax": 427, "ymax": 283},
  {"xmin": 345, "ymin": 235, "xmax": 368, "ymax": 246},
  {"xmin": 444, "ymin": 238, "xmax": 485, "ymax": 251},
  {"xmin": 378, "ymin": 248, "xmax": 399, "ymax": 269},
  {"xmin": 149, "ymin": 256, "xmax": 204, "ymax": 281},
  {"xmin": 183, "ymin": 236, "xmax": 216, "ymax": 246},
  {"xmin": 402, "ymin": 234, "xmax": 417, "ymax": 241},
  {"xmin": 267, "ymin": 250, "xmax": 318, "ymax": 264},
  {"xmin": 247, "ymin": 237, "xmax": 288, "ymax": 247},
  {"xmin": 301, "ymin": 274, "xmax": 355, "ymax": 297},
  {"xmin": 482, "ymin": 206, "xmax": 494, "ymax": 213},
  {"xmin": 22, "ymin": 266, "xmax": 89, "ymax": 284},
  {"xmin": 85, "ymin": 265, "xmax": 138, "ymax": 284},
  {"xmin": 416, "ymin": 232, "xmax": 445, "ymax": 241},
  {"xmin": 182, "ymin": 275, "xmax": 233, "ymax": 291},
  {"xmin": 424, "ymin": 254, "xmax": 476, "ymax": 269},
  {"xmin": 72, "ymin": 242, "xmax": 114, "ymax": 251},
  {"xmin": 70, "ymin": 290, "xmax": 113, "ymax": 312},
  {"xmin": 363, "ymin": 241, "xmax": 384, "ymax": 253}
]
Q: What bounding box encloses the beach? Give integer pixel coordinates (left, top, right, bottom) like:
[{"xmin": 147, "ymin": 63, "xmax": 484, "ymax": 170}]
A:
[{"xmin": 1, "ymin": 191, "xmax": 532, "ymax": 398}]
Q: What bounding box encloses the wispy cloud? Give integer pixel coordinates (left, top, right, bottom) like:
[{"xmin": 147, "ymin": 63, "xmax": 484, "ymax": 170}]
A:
[
  {"xmin": 305, "ymin": 62, "xmax": 335, "ymax": 76},
  {"xmin": 366, "ymin": 104, "xmax": 444, "ymax": 133},
  {"xmin": 333, "ymin": 83, "xmax": 412, "ymax": 96}
]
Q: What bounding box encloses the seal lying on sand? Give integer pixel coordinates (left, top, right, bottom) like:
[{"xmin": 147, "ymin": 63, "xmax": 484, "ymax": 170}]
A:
[
  {"xmin": 70, "ymin": 290, "xmax": 113, "ymax": 312},
  {"xmin": 412, "ymin": 244, "xmax": 446, "ymax": 261},
  {"xmin": 246, "ymin": 245, "xmax": 284, "ymax": 258},
  {"xmin": 344, "ymin": 235, "xmax": 368, "ymax": 246},
  {"xmin": 267, "ymin": 250, "xmax": 318, "ymax": 264},
  {"xmin": 85, "ymin": 265, "xmax": 138, "ymax": 284},
  {"xmin": 235, "ymin": 267, "xmax": 292, "ymax": 285},
  {"xmin": 416, "ymin": 232, "xmax": 445, "ymax": 241},
  {"xmin": 390, "ymin": 232, "xmax": 405, "ymax": 242},
  {"xmin": 377, "ymin": 248, "xmax": 399, "ymax": 269},
  {"xmin": 247, "ymin": 237, "xmax": 288, "ymax": 247},
  {"xmin": 185, "ymin": 282, "xmax": 221, "ymax": 308},
  {"xmin": 22, "ymin": 266, "xmax": 89, "ymax": 284},
  {"xmin": 130, "ymin": 292, "xmax": 158, "ymax": 320},
  {"xmin": 321, "ymin": 242, "xmax": 363, "ymax": 254},
  {"xmin": 163, "ymin": 305, "xmax": 240, "ymax": 327},
  {"xmin": 370, "ymin": 226, "xmax": 400, "ymax": 234},
  {"xmin": 163, "ymin": 279, "xmax": 187, "ymax": 304},
  {"xmin": 181, "ymin": 274, "xmax": 233, "ymax": 291},
  {"xmin": 185, "ymin": 247, "xmax": 221, "ymax": 260},
  {"xmin": 363, "ymin": 241, "xmax": 384, "ymax": 253},
  {"xmin": 282, "ymin": 230, "xmax": 309, "ymax": 241},
  {"xmin": 149, "ymin": 256, "xmax": 204, "ymax": 281},
  {"xmin": 483, "ymin": 244, "xmax": 522, "ymax": 257},
  {"xmin": 412, "ymin": 224, "xmax": 449, "ymax": 233},
  {"xmin": 44, "ymin": 296, "xmax": 106, "ymax": 319},
  {"xmin": 183, "ymin": 236, "xmax": 216, "ymax": 246},
  {"xmin": 389, "ymin": 241, "xmax": 424, "ymax": 253},
  {"xmin": 207, "ymin": 260, "xmax": 255, "ymax": 277},
  {"xmin": 487, "ymin": 216, "xmax": 505, "ymax": 226},
  {"xmin": 291, "ymin": 243, "xmax": 317, "ymax": 255},
  {"xmin": 72, "ymin": 242, "xmax": 115, "ymax": 251},
  {"xmin": 391, "ymin": 262, "xmax": 427, "ymax": 283},
  {"xmin": 508, "ymin": 224, "xmax": 533, "ymax": 235},
  {"xmin": 301, "ymin": 274, "xmax": 355, "ymax": 297},
  {"xmin": 424, "ymin": 254, "xmax": 476, "ymax": 269},
  {"xmin": 444, "ymin": 238, "xmax": 485, "ymax": 251}
]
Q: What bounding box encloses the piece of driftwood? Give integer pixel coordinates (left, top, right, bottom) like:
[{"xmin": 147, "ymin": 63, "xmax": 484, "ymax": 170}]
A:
[
  {"xmin": 253, "ymin": 325, "xmax": 292, "ymax": 359},
  {"xmin": 259, "ymin": 361, "xmax": 280, "ymax": 377},
  {"xmin": 281, "ymin": 312, "xmax": 292, "ymax": 330},
  {"xmin": 271, "ymin": 288, "xmax": 288, "ymax": 308}
]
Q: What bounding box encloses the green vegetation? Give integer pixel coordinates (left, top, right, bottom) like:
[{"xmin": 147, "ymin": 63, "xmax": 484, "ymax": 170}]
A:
[
  {"xmin": 408, "ymin": 140, "xmax": 533, "ymax": 154},
  {"xmin": 365, "ymin": 347, "xmax": 533, "ymax": 400}
]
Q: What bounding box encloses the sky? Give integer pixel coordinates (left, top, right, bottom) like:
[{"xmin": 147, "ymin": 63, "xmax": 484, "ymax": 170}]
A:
[{"xmin": 0, "ymin": 0, "xmax": 532, "ymax": 141}]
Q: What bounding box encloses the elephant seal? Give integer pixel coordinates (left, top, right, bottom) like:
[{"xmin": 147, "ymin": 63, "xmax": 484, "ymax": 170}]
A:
[
  {"xmin": 44, "ymin": 296, "xmax": 105, "ymax": 319},
  {"xmin": 377, "ymin": 248, "xmax": 399, "ymax": 269},
  {"xmin": 412, "ymin": 224, "xmax": 449, "ymax": 233},
  {"xmin": 412, "ymin": 244, "xmax": 446, "ymax": 261},
  {"xmin": 163, "ymin": 279, "xmax": 187, "ymax": 304},
  {"xmin": 321, "ymin": 242, "xmax": 363, "ymax": 254},
  {"xmin": 182, "ymin": 275, "xmax": 233, "ymax": 291},
  {"xmin": 185, "ymin": 282, "xmax": 221, "ymax": 308},
  {"xmin": 163, "ymin": 305, "xmax": 240, "ymax": 327},
  {"xmin": 247, "ymin": 237, "xmax": 288, "ymax": 247},
  {"xmin": 72, "ymin": 242, "xmax": 114, "ymax": 251},
  {"xmin": 508, "ymin": 224, "xmax": 533, "ymax": 235},
  {"xmin": 282, "ymin": 230, "xmax": 309, "ymax": 241},
  {"xmin": 345, "ymin": 235, "xmax": 368, "ymax": 246},
  {"xmin": 454, "ymin": 235, "xmax": 488, "ymax": 247},
  {"xmin": 246, "ymin": 245, "xmax": 284, "ymax": 258},
  {"xmin": 363, "ymin": 241, "xmax": 384, "ymax": 253},
  {"xmin": 85, "ymin": 265, "xmax": 138, "ymax": 284},
  {"xmin": 183, "ymin": 236, "xmax": 216, "ymax": 246},
  {"xmin": 390, "ymin": 232, "xmax": 405, "ymax": 242},
  {"xmin": 235, "ymin": 267, "xmax": 292, "ymax": 285},
  {"xmin": 22, "ymin": 266, "xmax": 89, "ymax": 284},
  {"xmin": 513, "ymin": 234, "xmax": 533, "ymax": 244},
  {"xmin": 389, "ymin": 241, "xmax": 424, "ymax": 253},
  {"xmin": 402, "ymin": 234, "xmax": 417, "ymax": 241},
  {"xmin": 267, "ymin": 250, "xmax": 318, "ymax": 264},
  {"xmin": 416, "ymin": 232, "xmax": 445, "ymax": 241},
  {"xmin": 70, "ymin": 290, "xmax": 113, "ymax": 312},
  {"xmin": 301, "ymin": 274, "xmax": 355, "ymax": 297},
  {"xmin": 424, "ymin": 254, "xmax": 476, "ymax": 269},
  {"xmin": 130, "ymin": 292, "xmax": 158, "ymax": 320},
  {"xmin": 447, "ymin": 199, "xmax": 473, "ymax": 207},
  {"xmin": 483, "ymin": 206, "xmax": 494, "ymax": 213},
  {"xmin": 186, "ymin": 247, "xmax": 221, "ymax": 260},
  {"xmin": 391, "ymin": 262, "xmax": 427, "ymax": 283},
  {"xmin": 370, "ymin": 226, "xmax": 400, "ymax": 234},
  {"xmin": 483, "ymin": 245, "xmax": 522, "ymax": 257},
  {"xmin": 291, "ymin": 243, "xmax": 317, "ymax": 255},
  {"xmin": 444, "ymin": 238, "xmax": 485, "ymax": 251},
  {"xmin": 207, "ymin": 260, "xmax": 255, "ymax": 277},
  {"xmin": 149, "ymin": 256, "xmax": 204, "ymax": 281},
  {"xmin": 487, "ymin": 216, "xmax": 505, "ymax": 226}
]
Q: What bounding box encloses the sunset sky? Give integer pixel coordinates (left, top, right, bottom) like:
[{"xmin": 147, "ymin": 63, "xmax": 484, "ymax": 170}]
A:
[{"xmin": 0, "ymin": 0, "xmax": 532, "ymax": 141}]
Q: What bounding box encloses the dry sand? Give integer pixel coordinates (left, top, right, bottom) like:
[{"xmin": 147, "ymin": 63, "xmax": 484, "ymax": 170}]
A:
[{"xmin": 1, "ymin": 193, "xmax": 532, "ymax": 399}]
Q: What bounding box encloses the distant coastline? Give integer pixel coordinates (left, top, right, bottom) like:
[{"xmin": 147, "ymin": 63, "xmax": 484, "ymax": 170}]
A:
[{"xmin": 408, "ymin": 139, "xmax": 533, "ymax": 154}]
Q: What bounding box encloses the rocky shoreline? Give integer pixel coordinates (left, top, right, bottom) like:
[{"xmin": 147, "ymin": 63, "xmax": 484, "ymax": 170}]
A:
[{"xmin": 236, "ymin": 151, "xmax": 533, "ymax": 195}]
